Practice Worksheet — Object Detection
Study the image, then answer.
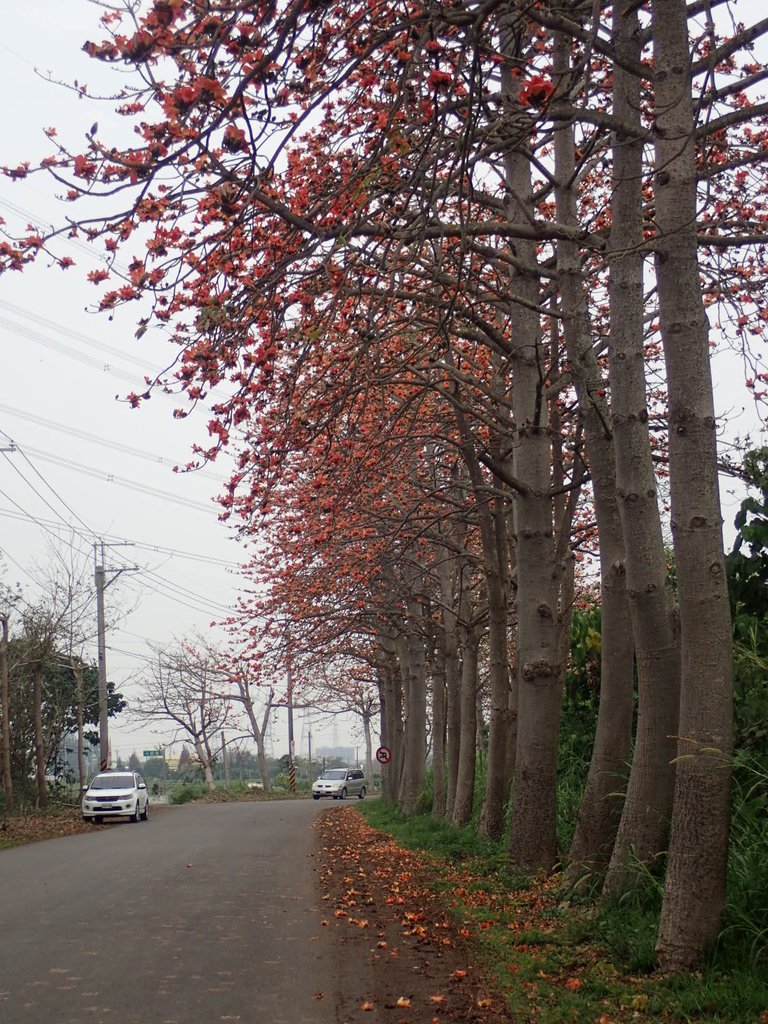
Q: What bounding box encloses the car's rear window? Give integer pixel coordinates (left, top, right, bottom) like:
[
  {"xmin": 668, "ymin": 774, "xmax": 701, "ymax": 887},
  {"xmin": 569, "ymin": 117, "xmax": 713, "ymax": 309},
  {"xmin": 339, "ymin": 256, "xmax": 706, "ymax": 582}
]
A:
[{"xmin": 90, "ymin": 774, "xmax": 134, "ymax": 790}]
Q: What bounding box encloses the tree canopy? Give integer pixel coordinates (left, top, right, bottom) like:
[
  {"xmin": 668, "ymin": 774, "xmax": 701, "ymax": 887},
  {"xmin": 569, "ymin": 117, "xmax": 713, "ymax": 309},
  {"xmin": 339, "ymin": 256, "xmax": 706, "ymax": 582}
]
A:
[{"xmin": 3, "ymin": 0, "xmax": 768, "ymax": 971}]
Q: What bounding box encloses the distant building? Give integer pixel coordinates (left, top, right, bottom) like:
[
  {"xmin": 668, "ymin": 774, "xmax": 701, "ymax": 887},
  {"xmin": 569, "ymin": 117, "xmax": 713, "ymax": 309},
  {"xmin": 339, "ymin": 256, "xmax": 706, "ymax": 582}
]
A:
[
  {"xmin": 56, "ymin": 733, "xmax": 99, "ymax": 779},
  {"xmin": 316, "ymin": 746, "xmax": 356, "ymax": 765}
]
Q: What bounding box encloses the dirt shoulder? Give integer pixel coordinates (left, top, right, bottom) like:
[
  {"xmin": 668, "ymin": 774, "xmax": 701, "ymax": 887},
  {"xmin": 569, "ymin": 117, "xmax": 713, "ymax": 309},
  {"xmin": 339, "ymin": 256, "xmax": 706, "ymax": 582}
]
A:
[
  {"xmin": 0, "ymin": 805, "xmax": 98, "ymax": 847},
  {"xmin": 0, "ymin": 802, "xmax": 173, "ymax": 847},
  {"xmin": 314, "ymin": 805, "xmax": 512, "ymax": 1024}
]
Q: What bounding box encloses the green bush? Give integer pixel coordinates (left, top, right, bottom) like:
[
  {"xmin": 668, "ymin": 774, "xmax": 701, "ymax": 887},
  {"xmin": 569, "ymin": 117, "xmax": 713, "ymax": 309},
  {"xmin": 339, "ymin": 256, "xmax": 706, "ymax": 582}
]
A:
[
  {"xmin": 718, "ymin": 752, "xmax": 768, "ymax": 965},
  {"xmin": 597, "ymin": 862, "xmax": 665, "ymax": 972},
  {"xmin": 168, "ymin": 781, "xmax": 208, "ymax": 805}
]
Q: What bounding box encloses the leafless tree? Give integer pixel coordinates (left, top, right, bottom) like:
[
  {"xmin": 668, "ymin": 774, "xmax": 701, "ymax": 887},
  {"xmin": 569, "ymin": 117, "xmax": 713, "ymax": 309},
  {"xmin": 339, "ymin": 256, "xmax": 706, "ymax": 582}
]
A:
[{"xmin": 133, "ymin": 639, "xmax": 230, "ymax": 790}]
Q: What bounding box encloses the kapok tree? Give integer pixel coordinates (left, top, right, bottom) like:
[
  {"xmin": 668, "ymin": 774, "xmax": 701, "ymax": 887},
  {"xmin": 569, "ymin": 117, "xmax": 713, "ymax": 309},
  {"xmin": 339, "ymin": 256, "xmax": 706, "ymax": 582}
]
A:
[
  {"xmin": 225, "ymin": 343, "xmax": 485, "ymax": 817},
  {"xmin": 4, "ymin": 0, "xmax": 768, "ymax": 968}
]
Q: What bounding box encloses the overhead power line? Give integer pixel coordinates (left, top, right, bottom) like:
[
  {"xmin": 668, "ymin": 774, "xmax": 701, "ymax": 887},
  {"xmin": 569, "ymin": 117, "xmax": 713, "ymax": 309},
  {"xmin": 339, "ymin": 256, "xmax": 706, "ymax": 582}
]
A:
[
  {"xmin": 0, "ymin": 197, "xmax": 130, "ymax": 274},
  {"xmin": 0, "ymin": 400, "xmax": 229, "ymax": 485},
  {"xmin": 120, "ymin": 562, "xmax": 235, "ymax": 616},
  {"xmin": 1, "ymin": 428, "xmax": 97, "ymax": 538},
  {"xmin": 21, "ymin": 445, "xmax": 221, "ymax": 516},
  {"xmin": 0, "ymin": 315, "xmax": 150, "ymax": 388},
  {"xmin": 0, "ymin": 297, "xmax": 154, "ymax": 371},
  {"xmin": 0, "ymin": 478, "xmax": 94, "ymax": 566},
  {"xmin": 0, "ymin": 496, "xmax": 232, "ymax": 619},
  {"xmin": 119, "ymin": 576, "xmax": 231, "ymax": 619},
  {"xmin": 0, "ymin": 506, "xmax": 241, "ymax": 567},
  {"xmin": 3, "ymin": 446, "xmax": 235, "ymax": 612}
]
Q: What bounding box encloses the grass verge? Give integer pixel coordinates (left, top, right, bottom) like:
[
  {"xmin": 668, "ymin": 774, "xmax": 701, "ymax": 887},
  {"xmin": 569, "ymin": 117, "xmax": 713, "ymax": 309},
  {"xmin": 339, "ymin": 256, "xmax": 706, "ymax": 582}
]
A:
[{"xmin": 360, "ymin": 800, "xmax": 768, "ymax": 1024}]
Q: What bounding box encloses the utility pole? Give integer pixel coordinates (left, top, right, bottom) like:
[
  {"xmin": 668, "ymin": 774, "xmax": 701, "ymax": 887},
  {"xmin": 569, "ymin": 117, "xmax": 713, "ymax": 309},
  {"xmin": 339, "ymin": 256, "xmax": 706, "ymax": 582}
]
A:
[
  {"xmin": 94, "ymin": 543, "xmax": 109, "ymax": 771},
  {"xmin": 0, "ymin": 445, "xmax": 17, "ymax": 800},
  {"xmin": 94, "ymin": 541, "xmax": 137, "ymax": 772},
  {"xmin": 221, "ymin": 732, "xmax": 230, "ymax": 784},
  {"xmin": 286, "ymin": 624, "xmax": 296, "ymax": 793},
  {"xmin": 0, "ymin": 611, "xmax": 12, "ymax": 810}
]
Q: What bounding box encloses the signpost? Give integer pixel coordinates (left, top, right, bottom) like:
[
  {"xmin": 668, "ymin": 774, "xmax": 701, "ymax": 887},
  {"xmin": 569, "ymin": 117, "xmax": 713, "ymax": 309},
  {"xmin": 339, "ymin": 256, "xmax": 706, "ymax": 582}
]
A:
[
  {"xmin": 376, "ymin": 746, "xmax": 392, "ymax": 766},
  {"xmin": 143, "ymin": 750, "xmax": 163, "ymax": 758}
]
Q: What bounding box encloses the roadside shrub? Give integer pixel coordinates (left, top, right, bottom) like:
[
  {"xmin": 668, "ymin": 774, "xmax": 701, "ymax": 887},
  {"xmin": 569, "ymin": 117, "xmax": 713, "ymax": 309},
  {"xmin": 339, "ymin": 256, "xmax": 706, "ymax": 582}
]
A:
[
  {"xmin": 717, "ymin": 752, "xmax": 768, "ymax": 966},
  {"xmin": 204, "ymin": 782, "xmax": 264, "ymax": 801},
  {"xmin": 169, "ymin": 781, "xmax": 208, "ymax": 805},
  {"xmin": 597, "ymin": 863, "xmax": 664, "ymax": 972}
]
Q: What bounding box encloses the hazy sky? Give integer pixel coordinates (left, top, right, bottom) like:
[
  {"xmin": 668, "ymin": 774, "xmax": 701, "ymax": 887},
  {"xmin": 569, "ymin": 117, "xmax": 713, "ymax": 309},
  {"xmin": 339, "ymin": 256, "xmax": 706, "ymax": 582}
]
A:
[
  {"xmin": 0, "ymin": 1, "xmax": 359, "ymax": 763},
  {"xmin": 0, "ymin": 2, "xmax": 764, "ymax": 765}
]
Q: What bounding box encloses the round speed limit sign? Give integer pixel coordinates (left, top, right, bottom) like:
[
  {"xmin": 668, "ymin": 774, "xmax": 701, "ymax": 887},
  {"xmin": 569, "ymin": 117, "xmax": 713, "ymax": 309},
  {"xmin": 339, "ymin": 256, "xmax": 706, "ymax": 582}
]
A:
[{"xmin": 376, "ymin": 746, "xmax": 392, "ymax": 765}]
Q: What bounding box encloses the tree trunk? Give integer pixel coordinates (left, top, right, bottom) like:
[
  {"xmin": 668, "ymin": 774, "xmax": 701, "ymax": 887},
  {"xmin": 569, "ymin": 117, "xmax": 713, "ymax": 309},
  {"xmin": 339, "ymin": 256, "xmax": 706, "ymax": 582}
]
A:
[
  {"xmin": 398, "ymin": 598, "xmax": 427, "ymax": 816},
  {"xmin": 241, "ymin": 685, "xmax": 273, "ymax": 792},
  {"xmin": 431, "ymin": 635, "xmax": 447, "ymax": 820},
  {"xmin": 194, "ymin": 738, "xmax": 216, "ymax": 791},
  {"xmin": 454, "ymin": 382, "xmax": 512, "ymax": 840},
  {"xmin": 452, "ymin": 615, "xmax": 479, "ymax": 828},
  {"xmin": 0, "ymin": 614, "xmax": 12, "ymax": 810},
  {"xmin": 500, "ymin": 24, "xmax": 562, "ymax": 874},
  {"xmin": 361, "ymin": 706, "xmax": 374, "ymax": 790},
  {"xmin": 601, "ymin": 0, "xmax": 682, "ymax": 898},
  {"xmin": 651, "ymin": 0, "xmax": 734, "ymax": 970},
  {"xmin": 440, "ymin": 508, "xmax": 468, "ymax": 822},
  {"xmin": 378, "ymin": 633, "xmax": 404, "ymax": 806},
  {"xmin": 73, "ymin": 660, "xmax": 87, "ymax": 800},
  {"xmin": 504, "ymin": 646, "xmax": 519, "ymax": 800},
  {"xmin": 477, "ymin": 564, "xmax": 510, "ymax": 840},
  {"xmin": 33, "ymin": 664, "xmax": 48, "ymax": 809},
  {"xmin": 442, "ymin": 571, "xmax": 462, "ymax": 822},
  {"xmin": 552, "ymin": 29, "xmax": 635, "ymax": 884}
]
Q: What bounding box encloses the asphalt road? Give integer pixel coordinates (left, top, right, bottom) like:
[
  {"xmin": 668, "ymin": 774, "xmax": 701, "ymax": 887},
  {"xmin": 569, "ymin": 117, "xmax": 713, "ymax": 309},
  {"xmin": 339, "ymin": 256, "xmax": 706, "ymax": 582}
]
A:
[{"xmin": 0, "ymin": 800, "xmax": 347, "ymax": 1024}]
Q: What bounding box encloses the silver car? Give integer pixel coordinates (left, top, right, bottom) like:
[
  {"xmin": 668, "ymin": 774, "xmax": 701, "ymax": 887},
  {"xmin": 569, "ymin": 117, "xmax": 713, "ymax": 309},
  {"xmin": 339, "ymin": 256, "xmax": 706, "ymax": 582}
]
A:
[
  {"xmin": 312, "ymin": 768, "xmax": 366, "ymax": 800},
  {"xmin": 82, "ymin": 770, "xmax": 150, "ymax": 823}
]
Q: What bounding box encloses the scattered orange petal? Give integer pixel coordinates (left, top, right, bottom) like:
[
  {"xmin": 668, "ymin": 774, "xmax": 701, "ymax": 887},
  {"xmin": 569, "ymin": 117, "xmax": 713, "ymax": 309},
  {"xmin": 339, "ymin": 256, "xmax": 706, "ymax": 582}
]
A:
[
  {"xmin": 565, "ymin": 977, "xmax": 582, "ymax": 991},
  {"xmin": 361, "ymin": 1001, "xmax": 375, "ymax": 1011},
  {"xmin": 451, "ymin": 970, "xmax": 467, "ymax": 980},
  {"xmin": 396, "ymin": 996, "xmax": 411, "ymax": 1007},
  {"xmin": 429, "ymin": 993, "xmax": 446, "ymax": 1004}
]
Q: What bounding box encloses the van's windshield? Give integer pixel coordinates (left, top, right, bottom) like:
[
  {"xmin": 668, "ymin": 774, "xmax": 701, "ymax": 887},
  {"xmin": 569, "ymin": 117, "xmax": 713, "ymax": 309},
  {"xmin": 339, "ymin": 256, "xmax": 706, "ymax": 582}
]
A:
[{"xmin": 89, "ymin": 774, "xmax": 134, "ymax": 790}]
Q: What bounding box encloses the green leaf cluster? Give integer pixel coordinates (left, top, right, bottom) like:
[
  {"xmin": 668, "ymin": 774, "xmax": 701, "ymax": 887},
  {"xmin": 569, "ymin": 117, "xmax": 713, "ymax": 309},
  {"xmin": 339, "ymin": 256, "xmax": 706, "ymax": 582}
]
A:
[{"xmin": 727, "ymin": 447, "xmax": 768, "ymax": 754}]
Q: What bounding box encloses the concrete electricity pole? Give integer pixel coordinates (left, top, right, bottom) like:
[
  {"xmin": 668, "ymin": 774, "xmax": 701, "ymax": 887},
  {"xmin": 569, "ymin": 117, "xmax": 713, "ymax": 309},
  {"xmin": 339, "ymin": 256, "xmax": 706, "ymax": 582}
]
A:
[
  {"xmin": 0, "ymin": 611, "xmax": 12, "ymax": 810},
  {"xmin": 286, "ymin": 623, "xmax": 296, "ymax": 793},
  {"xmin": 94, "ymin": 541, "xmax": 137, "ymax": 771}
]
